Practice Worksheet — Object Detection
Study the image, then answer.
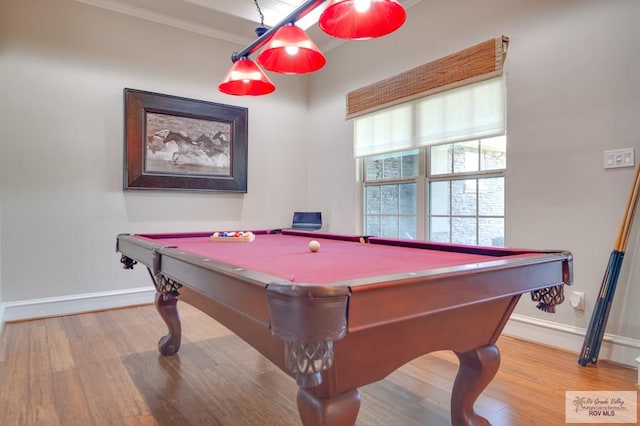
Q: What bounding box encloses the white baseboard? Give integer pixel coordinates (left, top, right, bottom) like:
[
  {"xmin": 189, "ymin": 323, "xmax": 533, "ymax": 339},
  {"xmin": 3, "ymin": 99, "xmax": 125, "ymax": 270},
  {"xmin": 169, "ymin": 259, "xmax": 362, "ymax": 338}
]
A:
[
  {"xmin": 505, "ymin": 314, "xmax": 640, "ymax": 368},
  {"xmin": 0, "ymin": 286, "xmax": 155, "ymax": 325},
  {"xmin": 1, "ymin": 290, "xmax": 639, "ymax": 370}
]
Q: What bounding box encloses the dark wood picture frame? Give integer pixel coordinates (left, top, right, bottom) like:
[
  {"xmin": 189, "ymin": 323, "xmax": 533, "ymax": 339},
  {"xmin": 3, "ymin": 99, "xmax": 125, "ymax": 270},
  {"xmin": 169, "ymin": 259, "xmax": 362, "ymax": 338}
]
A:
[{"xmin": 124, "ymin": 88, "xmax": 248, "ymax": 193}]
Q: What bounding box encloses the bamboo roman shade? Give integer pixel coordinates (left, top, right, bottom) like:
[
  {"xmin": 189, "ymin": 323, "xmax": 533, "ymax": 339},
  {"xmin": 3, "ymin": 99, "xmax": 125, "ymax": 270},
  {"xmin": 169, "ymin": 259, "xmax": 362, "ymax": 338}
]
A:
[{"xmin": 346, "ymin": 36, "xmax": 509, "ymax": 119}]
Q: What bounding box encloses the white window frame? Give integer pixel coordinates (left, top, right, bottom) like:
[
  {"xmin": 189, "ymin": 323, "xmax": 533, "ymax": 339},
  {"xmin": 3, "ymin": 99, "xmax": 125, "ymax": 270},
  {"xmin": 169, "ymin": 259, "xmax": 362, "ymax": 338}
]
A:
[
  {"xmin": 360, "ymin": 139, "xmax": 505, "ymax": 244},
  {"xmin": 426, "ymin": 138, "xmax": 506, "ymax": 245}
]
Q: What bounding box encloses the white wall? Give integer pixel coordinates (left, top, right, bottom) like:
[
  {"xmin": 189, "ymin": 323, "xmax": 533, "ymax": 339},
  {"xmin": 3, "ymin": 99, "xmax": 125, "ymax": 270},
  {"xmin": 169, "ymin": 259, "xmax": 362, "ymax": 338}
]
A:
[
  {"xmin": 307, "ymin": 0, "xmax": 640, "ymax": 364},
  {"xmin": 0, "ymin": 0, "xmax": 311, "ymax": 304}
]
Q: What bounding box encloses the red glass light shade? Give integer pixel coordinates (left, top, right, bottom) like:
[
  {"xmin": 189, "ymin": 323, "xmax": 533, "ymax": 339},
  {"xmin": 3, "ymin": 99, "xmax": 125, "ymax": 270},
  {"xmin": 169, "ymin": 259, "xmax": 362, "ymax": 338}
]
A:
[
  {"xmin": 218, "ymin": 59, "xmax": 275, "ymax": 96},
  {"xmin": 257, "ymin": 25, "xmax": 326, "ymax": 74},
  {"xmin": 319, "ymin": 0, "xmax": 407, "ymax": 40}
]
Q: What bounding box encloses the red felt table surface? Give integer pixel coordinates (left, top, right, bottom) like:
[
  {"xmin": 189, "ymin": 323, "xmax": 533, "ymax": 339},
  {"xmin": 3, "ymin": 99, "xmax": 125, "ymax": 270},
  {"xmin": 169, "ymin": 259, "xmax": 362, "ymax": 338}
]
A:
[{"xmin": 137, "ymin": 232, "xmax": 518, "ymax": 285}]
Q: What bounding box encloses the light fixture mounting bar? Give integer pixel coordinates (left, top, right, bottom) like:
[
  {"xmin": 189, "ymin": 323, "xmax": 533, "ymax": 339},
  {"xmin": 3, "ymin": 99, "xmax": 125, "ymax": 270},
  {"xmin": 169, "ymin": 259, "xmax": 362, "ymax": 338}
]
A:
[{"xmin": 231, "ymin": 0, "xmax": 328, "ymax": 62}]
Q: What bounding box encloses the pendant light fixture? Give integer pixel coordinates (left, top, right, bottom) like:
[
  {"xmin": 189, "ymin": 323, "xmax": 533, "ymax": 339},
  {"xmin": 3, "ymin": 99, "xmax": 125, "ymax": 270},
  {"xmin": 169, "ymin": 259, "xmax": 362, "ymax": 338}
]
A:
[
  {"xmin": 319, "ymin": 0, "xmax": 407, "ymax": 39},
  {"xmin": 257, "ymin": 24, "xmax": 326, "ymax": 74},
  {"xmin": 218, "ymin": 0, "xmax": 407, "ymax": 96},
  {"xmin": 218, "ymin": 58, "xmax": 275, "ymax": 96}
]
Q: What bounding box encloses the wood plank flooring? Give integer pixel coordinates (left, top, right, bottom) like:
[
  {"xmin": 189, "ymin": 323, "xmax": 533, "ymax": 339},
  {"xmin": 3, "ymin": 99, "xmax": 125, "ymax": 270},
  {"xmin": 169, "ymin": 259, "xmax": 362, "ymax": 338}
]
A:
[{"xmin": 0, "ymin": 303, "xmax": 637, "ymax": 425}]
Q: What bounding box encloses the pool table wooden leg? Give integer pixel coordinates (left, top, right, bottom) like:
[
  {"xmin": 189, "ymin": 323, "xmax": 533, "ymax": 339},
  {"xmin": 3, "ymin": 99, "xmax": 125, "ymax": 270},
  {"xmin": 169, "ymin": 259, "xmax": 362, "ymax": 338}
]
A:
[
  {"xmin": 297, "ymin": 388, "xmax": 361, "ymax": 426},
  {"xmin": 451, "ymin": 344, "xmax": 500, "ymax": 426},
  {"xmin": 155, "ymin": 291, "xmax": 182, "ymax": 356}
]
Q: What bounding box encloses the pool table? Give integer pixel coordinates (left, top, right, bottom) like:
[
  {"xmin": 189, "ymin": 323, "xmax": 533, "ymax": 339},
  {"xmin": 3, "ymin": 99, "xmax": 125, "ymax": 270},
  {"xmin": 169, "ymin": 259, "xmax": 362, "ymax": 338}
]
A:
[{"xmin": 116, "ymin": 229, "xmax": 572, "ymax": 426}]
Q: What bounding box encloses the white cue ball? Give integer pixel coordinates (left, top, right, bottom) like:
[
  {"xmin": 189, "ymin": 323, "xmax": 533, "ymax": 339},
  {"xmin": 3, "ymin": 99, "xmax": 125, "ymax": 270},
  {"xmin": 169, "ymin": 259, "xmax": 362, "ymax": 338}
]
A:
[{"xmin": 308, "ymin": 240, "xmax": 320, "ymax": 252}]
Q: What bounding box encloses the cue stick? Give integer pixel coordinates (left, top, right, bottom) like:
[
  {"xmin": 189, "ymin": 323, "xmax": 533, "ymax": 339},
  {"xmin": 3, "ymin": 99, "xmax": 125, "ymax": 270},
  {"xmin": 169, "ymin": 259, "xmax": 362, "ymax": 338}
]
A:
[{"xmin": 578, "ymin": 161, "xmax": 640, "ymax": 366}]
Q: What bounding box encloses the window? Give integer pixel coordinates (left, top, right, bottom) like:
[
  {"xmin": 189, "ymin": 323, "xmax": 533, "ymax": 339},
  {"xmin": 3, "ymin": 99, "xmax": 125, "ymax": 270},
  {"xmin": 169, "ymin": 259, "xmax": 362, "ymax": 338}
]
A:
[
  {"xmin": 428, "ymin": 136, "xmax": 506, "ymax": 246},
  {"xmin": 357, "ymin": 77, "xmax": 506, "ymax": 244},
  {"xmin": 362, "ymin": 137, "xmax": 505, "ymax": 244},
  {"xmin": 352, "ymin": 37, "xmax": 508, "ymax": 245},
  {"xmin": 364, "ymin": 150, "xmax": 419, "ymax": 238}
]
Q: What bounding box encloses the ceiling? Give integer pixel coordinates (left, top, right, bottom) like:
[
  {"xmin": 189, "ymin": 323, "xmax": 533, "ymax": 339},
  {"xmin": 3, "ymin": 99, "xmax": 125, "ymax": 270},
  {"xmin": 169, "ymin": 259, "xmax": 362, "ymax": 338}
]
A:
[{"xmin": 74, "ymin": 0, "xmax": 422, "ymax": 53}]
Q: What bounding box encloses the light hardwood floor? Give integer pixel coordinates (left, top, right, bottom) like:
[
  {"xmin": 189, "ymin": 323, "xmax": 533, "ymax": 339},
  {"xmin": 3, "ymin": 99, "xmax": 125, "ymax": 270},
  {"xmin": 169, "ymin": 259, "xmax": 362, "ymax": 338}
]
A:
[{"xmin": 0, "ymin": 303, "xmax": 637, "ymax": 425}]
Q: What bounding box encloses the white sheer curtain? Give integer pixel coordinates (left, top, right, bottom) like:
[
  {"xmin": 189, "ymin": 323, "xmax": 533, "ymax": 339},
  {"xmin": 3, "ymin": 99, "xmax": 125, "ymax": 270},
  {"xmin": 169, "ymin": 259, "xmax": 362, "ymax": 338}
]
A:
[
  {"xmin": 354, "ymin": 77, "xmax": 505, "ymax": 157},
  {"xmin": 353, "ymin": 104, "xmax": 412, "ymax": 157}
]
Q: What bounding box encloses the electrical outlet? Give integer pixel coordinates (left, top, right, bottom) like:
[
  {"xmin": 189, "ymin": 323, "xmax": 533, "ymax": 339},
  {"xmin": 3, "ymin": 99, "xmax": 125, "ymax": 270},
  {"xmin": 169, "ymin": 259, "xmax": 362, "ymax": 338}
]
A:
[{"xmin": 570, "ymin": 291, "xmax": 585, "ymax": 311}]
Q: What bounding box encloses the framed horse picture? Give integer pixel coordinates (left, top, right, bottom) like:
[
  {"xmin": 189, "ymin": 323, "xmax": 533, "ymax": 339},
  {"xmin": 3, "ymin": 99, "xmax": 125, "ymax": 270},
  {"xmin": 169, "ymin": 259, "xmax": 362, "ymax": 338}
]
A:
[{"xmin": 123, "ymin": 89, "xmax": 248, "ymax": 192}]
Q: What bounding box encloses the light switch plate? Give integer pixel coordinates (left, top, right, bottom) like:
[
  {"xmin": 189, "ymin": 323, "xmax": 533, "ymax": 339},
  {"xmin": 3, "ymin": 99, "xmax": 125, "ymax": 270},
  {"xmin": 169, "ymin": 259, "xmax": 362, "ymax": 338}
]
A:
[{"xmin": 604, "ymin": 147, "xmax": 635, "ymax": 169}]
